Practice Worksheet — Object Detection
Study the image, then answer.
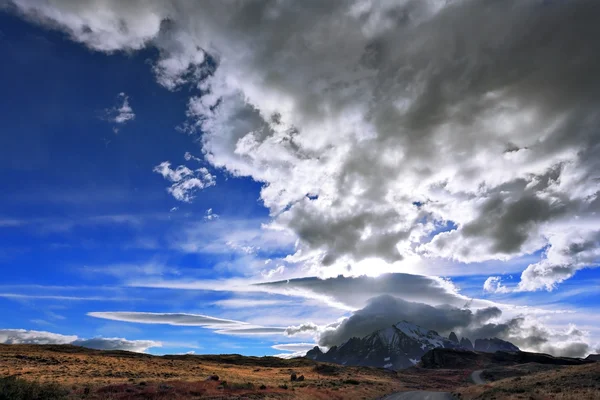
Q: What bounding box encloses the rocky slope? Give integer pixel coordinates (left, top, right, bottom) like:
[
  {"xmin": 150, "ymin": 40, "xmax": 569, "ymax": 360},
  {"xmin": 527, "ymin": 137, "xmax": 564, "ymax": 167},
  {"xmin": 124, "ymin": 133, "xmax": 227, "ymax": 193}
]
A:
[
  {"xmin": 421, "ymin": 348, "xmax": 595, "ymax": 369},
  {"xmin": 473, "ymin": 337, "xmax": 519, "ymax": 353}
]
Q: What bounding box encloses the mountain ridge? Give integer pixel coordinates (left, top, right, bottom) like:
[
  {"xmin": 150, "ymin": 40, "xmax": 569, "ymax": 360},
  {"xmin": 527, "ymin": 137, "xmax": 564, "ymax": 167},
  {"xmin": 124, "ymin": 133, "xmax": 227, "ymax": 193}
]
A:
[{"xmin": 307, "ymin": 320, "xmax": 518, "ymax": 370}]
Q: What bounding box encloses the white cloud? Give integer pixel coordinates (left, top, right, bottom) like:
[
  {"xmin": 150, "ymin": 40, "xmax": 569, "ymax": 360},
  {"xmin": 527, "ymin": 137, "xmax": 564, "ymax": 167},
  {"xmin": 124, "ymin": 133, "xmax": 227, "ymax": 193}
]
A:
[
  {"xmin": 272, "ymin": 350, "xmax": 309, "ymax": 359},
  {"xmin": 483, "ymin": 276, "xmax": 510, "ymax": 294},
  {"xmin": 0, "ymin": 293, "xmax": 137, "ymax": 301},
  {"xmin": 88, "ymin": 311, "xmax": 286, "ymax": 336},
  {"xmin": 87, "ymin": 311, "xmax": 245, "ymax": 327},
  {"xmin": 212, "ymin": 298, "xmax": 287, "ymax": 308},
  {"xmin": 11, "ymin": 0, "xmax": 600, "ymax": 291},
  {"xmin": 0, "ymin": 329, "xmax": 160, "ymax": 353},
  {"xmin": 104, "ymin": 92, "xmax": 135, "ymax": 132},
  {"xmin": 271, "ymin": 342, "xmax": 318, "ymax": 358},
  {"xmin": 204, "ymin": 208, "xmax": 219, "ymax": 221},
  {"xmin": 271, "ymin": 342, "xmax": 318, "ymax": 352},
  {"xmin": 153, "ymin": 158, "xmax": 216, "ymax": 202}
]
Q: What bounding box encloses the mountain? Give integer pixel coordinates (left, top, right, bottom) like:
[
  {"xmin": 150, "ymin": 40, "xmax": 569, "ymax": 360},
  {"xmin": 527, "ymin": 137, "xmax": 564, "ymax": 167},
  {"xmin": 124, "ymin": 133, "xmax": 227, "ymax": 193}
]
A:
[
  {"xmin": 585, "ymin": 354, "xmax": 600, "ymax": 361},
  {"xmin": 474, "ymin": 337, "xmax": 519, "ymax": 353},
  {"xmin": 306, "ymin": 321, "xmax": 463, "ymax": 370},
  {"xmin": 460, "ymin": 337, "xmax": 474, "ymax": 351},
  {"xmin": 448, "ymin": 332, "xmax": 459, "ymax": 343}
]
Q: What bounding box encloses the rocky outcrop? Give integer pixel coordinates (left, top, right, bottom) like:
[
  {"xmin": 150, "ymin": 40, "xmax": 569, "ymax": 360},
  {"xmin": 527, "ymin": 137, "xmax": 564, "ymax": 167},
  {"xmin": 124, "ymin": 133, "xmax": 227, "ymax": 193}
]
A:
[
  {"xmin": 449, "ymin": 332, "xmax": 459, "ymax": 343},
  {"xmin": 474, "ymin": 337, "xmax": 519, "ymax": 353},
  {"xmin": 421, "ymin": 348, "xmax": 481, "ymax": 369},
  {"xmin": 305, "ymin": 346, "xmax": 323, "ymax": 360},
  {"xmin": 460, "ymin": 337, "xmax": 474, "ymax": 351}
]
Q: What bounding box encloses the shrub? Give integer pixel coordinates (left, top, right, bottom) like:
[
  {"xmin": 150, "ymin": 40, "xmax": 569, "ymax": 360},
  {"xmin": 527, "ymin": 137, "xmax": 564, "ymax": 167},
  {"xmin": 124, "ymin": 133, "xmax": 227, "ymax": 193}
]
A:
[
  {"xmin": 344, "ymin": 379, "xmax": 361, "ymax": 385},
  {"xmin": 0, "ymin": 376, "xmax": 68, "ymax": 400}
]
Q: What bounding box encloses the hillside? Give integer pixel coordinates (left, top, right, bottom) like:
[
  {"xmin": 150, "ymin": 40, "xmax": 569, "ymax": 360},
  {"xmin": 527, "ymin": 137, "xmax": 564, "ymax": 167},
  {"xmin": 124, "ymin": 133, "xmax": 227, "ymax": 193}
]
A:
[
  {"xmin": 420, "ymin": 348, "xmax": 595, "ymax": 369},
  {"xmin": 0, "ymin": 344, "xmax": 472, "ymax": 399},
  {"xmin": 457, "ymin": 361, "xmax": 600, "ymax": 399}
]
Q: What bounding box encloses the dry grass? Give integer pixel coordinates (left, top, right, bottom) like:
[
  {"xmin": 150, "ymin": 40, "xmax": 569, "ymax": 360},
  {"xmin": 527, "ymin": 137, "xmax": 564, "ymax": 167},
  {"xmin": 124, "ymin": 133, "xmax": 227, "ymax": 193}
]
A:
[
  {"xmin": 0, "ymin": 344, "xmax": 471, "ymax": 399},
  {"xmin": 456, "ymin": 362, "xmax": 600, "ymax": 400}
]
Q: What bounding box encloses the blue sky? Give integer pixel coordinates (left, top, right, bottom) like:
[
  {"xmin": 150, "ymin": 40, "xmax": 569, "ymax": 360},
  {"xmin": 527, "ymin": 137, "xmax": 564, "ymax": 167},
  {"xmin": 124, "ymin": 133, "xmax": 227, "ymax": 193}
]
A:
[
  {"xmin": 1, "ymin": 1, "xmax": 600, "ymax": 358},
  {"xmin": 0, "ymin": 12, "xmax": 277, "ymax": 355}
]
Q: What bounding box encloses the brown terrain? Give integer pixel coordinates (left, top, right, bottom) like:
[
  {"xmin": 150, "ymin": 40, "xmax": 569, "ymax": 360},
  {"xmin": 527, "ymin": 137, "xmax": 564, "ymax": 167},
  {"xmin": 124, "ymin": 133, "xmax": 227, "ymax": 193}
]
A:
[
  {"xmin": 457, "ymin": 362, "xmax": 600, "ymax": 399},
  {"xmin": 0, "ymin": 344, "xmax": 598, "ymax": 399},
  {"xmin": 0, "ymin": 344, "xmax": 470, "ymax": 399}
]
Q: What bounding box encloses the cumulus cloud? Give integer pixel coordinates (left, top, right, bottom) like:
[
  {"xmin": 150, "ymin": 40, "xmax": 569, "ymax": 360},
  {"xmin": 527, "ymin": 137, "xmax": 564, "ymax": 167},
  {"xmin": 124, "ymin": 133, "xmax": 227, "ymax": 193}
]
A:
[
  {"xmin": 10, "ymin": 0, "xmax": 600, "ymax": 290},
  {"xmin": 0, "ymin": 329, "xmax": 160, "ymax": 353},
  {"xmin": 104, "ymin": 92, "xmax": 135, "ymax": 132},
  {"xmin": 483, "ymin": 276, "xmax": 510, "ymax": 294},
  {"xmin": 285, "ymin": 322, "xmax": 321, "ymax": 336},
  {"xmin": 153, "ymin": 158, "xmax": 215, "ymax": 202}
]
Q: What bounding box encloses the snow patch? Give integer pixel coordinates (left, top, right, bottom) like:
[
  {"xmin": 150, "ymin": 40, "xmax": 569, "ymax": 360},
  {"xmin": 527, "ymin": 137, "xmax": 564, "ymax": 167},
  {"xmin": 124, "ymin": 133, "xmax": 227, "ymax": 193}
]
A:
[{"xmin": 384, "ymin": 363, "xmax": 393, "ymax": 369}]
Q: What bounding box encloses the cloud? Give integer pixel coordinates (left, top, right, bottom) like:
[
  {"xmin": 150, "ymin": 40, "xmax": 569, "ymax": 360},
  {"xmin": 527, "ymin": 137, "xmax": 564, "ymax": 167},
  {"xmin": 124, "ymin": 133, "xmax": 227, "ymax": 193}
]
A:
[
  {"xmin": 255, "ymin": 273, "xmax": 481, "ymax": 310},
  {"xmin": 204, "ymin": 208, "xmax": 219, "ymax": 221},
  {"xmin": 104, "ymin": 92, "xmax": 135, "ymax": 132},
  {"xmin": 72, "ymin": 338, "xmax": 160, "ymax": 352},
  {"xmin": 315, "ymin": 295, "xmax": 502, "ymax": 347},
  {"xmin": 465, "ymin": 318, "xmax": 595, "ymax": 359},
  {"xmin": 212, "ymin": 298, "xmax": 287, "ymax": 308},
  {"xmin": 271, "ymin": 342, "xmax": 319, "ymax": 358},
  {"xmin": 271, "ymin": 343, "xmax": 319, "ymax": 352},
  {"xmin": 153, "ymin": 157, "xmax": 216, "ymax": 202},
  {"xmin": 129, "ymin": 272, "xmax": 483, "ymax": 312},
  {"xmin": 272, "ymin": 351, "xmax": 309, "ymax": 359},
  {"xmin": 0, "ymin": 329, "xmax": 160, "ymax": 353},
  {"xmin": 0, "ymin": 293, "xmax": 137, "ymax": 302},
  {"xmin": 88, "ymin": 311, "xmax": 286, "ymax": 336},
  {"xmin": 483, "ymin": 276, "xmax": 510, "ymax": 294},
  {"xmin": 283, "ymin": 295, "xmax": 596, "ymax": 358},
  {"xmin": 12, "ymin": 0, "xmax": 600, "ymax": 289},
  {"xmin": 166, "ymin": 217, "xmax": 295, "ymax": 258},
  {"xmin": 214, "ymin": 327, "xmax": 285, "ymax": 335},
  {"xmin": 87, "ymin": 311, "xmax": 246, "ymax": 327},
  {"xmin": 284, "ymin": 323, "xmax": 321, "ymax": 336}
]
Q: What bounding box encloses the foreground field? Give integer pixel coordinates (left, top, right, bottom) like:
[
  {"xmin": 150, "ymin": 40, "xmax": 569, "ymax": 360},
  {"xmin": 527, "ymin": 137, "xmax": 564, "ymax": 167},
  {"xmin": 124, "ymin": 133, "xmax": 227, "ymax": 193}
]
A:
[
  {"xmin": 2, "ymin": 344, "xmax": 598, "ymax": 399},
  {"xmin": 0, "ymin": 344, "xmax": 469, "ymax": 399},
  {"xmin": 456, "ymin": 361, "xmax": 600, "ymax": 400}
]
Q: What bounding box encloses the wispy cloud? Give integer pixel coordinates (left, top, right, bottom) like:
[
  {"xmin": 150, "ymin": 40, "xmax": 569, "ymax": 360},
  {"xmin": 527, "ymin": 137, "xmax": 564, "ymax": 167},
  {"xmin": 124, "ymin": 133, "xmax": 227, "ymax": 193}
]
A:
[
  {"xmin": 104, "ymin": 92, "xmax": 135, "ymax": 132},
  {"xmin": 153, "ymin": 158, "xmax": 216, "ymax": 202},
  {"xmin": 212, "ymin": 298, "xmax": 288, "ymax": 308},
  {"xmin": 87, "ymin": 311, "xmax": 286, "ymax": 336},
  {"xmin": 0, "ymin": 293, "xmax": 139, "ymax": 302}
]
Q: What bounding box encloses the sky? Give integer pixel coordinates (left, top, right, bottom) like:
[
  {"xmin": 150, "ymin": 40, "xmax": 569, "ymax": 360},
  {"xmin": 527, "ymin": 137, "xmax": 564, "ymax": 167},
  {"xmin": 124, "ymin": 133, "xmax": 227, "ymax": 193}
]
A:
[{"xmin": 0, "ymin": 0, "xmax": 599, "ymax": 359}]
